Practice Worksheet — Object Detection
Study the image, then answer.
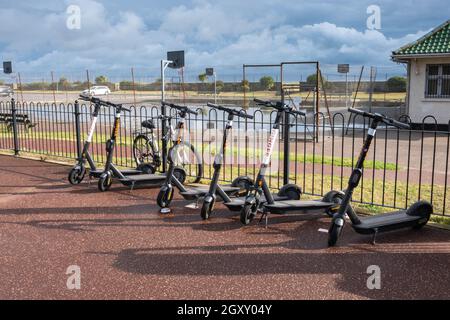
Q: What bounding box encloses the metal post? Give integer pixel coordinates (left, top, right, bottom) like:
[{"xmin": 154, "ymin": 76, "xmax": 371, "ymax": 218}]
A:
[
  {"xmin": 281, "ymin": 64, "xmax": 290, "ymax": 186},
  {"xmin": 131, "ymin": 67, "xmax": 137, "ymax": 106},
  {"xmin": 74, "ymin": 100, "xmax": 82, "ymax": 160},
  {"xmin": 368, "ymin": 66, "xmax": 377, "ymax": 113},
  {"xmin": 86, "ymin": 70, "xmax": 91, "ymax": 91},
  {"xmin": 51, "ymin": 71, "xmax": 56, "ymax": 105},
  {"xmin": 242, "ymin": 65, "xmax": 247, "ymax": 108},
  {"xmin": 17, "ymin": 72, "xmax": 24, "ymax": 104},
  {"xmin": 161, "ymin": 60, "xmax": 167, "ymax": 172},
  {"xmin": 345, "ymin": 72, "xmax": 348, "ymax": 108},
  {"xmin": 11, "ymin": 98, "xmax": 19, "ymax": 156},
  {"xmin": 316, "ymin": 62, "xmax": 320, "ymax": 142},
  {"xmin": 160, "ymin": 60, "xmax": 172, "ymax": 172},
  {"xmin": 214, "ymin": 72, "xmax": 217, "ymax": 104}
]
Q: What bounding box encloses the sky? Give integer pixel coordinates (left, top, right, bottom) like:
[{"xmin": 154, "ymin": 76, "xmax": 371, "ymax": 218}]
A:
[{"xmin": 0, "ymin": 0, "xmax": 449, "ymax": 81}]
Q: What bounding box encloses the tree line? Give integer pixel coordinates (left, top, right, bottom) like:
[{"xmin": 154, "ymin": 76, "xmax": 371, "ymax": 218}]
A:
[{"xmin": 9, "ymin": 74, "xmax": 407, "ymax": 93}]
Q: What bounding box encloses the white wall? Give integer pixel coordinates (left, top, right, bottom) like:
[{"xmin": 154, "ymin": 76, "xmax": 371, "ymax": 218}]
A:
[{"xmin": 409, "ymin": 57, "xmax": 450, "ymax": 124}]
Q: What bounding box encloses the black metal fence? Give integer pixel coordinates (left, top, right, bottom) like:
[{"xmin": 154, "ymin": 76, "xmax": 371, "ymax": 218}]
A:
[{"xmin": 0, "ymin": 98, "xmax": 449, "ymax": 217}]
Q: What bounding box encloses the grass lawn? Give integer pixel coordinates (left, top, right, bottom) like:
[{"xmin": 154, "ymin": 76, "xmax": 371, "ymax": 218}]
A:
[{"xmin": 0, "ymin": 130, "xmax": 399, "ymax": 170}]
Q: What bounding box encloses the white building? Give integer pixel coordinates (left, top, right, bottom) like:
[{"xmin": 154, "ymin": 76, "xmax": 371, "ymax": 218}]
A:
[{"xmin": 392, "ymin": 20, "xmax": 450, "ymax": 124}]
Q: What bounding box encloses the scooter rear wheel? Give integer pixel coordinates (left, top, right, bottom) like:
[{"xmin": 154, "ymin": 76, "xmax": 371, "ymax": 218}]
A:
[
  {"xmin": 278, "ymin": 184, "xmax": 302, "ymax": 200},
  {"xmin": 408, "ymin": 201, "xmax": 433, "ymax": 230},
  {"xmin": 68, "ymin": 167, "xmax": 85, "ymax": 185},
  {"xmin": 173, "ymin": 167, "xmax": 187, "ymax": 185},
  {"xmin": 323, "ymin": 190, "xmax": 345, "ymax": 218},
  {"xmin": 231, "ymin": 176, "xmax": 254, "ymax": 196}
]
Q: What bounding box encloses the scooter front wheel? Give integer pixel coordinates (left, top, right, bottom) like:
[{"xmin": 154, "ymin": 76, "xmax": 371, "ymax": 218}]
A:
[
  {"xmin": 240, "ymin": 203, "xmax": 257, "ymax": 225},
  {"xmin": 201, "ymin": 198, "xmax": 215, "ymax": 220},
  {"xmin": 98, "ymin": 173, "xmax": 113, "ymax": 192},
  {"xmin": 157, "ymin": 186, "xmax": 174, "ymax": 208},
  {"xmin": 68, "ymin": 167, "xmax": 86, "ymax": 185}
]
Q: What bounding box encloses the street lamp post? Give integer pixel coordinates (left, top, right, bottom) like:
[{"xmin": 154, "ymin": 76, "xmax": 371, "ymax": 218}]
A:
[
  {"xmin": 160, "ymin": 51, "xmax": 185, "ymax": 172},
  {"xmin": 206, "ymin": 68, "xmax": 216, "ymax": 104}
]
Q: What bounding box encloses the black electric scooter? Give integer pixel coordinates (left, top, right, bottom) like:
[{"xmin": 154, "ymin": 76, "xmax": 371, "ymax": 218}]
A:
[
  {"xmin": 68, "ymin": 96, "xmax": 151, "ymax": 185},
  {"xmin": 200, "ymin": 103, "xmax": 254, "ymax": 220},
  {"xmin": 236, "ymin": 99, "xmax": 348, "ymax": 226},
  {"xmin": 93, "ymin": 99, "xmax": 168, "ymax": 192},
  {"xmin": 157, "ymin": 103, "xmax": 253, "ymax": 211},
  {"xmin": 328, "ymin": 108, "xmax": 432, "ymax": 246}
]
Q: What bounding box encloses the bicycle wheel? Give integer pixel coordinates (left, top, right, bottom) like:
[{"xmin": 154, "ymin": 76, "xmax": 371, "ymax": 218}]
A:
[
  {"xmin": 170, "ymin": 142, "xmax": 203, "ymax": 183},
  {"xmin": 133, "ymin": 134, "xmax": 157, "ymax": 167}
]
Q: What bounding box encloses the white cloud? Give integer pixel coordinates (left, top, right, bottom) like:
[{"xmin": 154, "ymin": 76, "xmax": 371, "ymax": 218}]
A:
[{"xmin": 0, "ymin": 0, "xmax": 431, "ymax": 79}]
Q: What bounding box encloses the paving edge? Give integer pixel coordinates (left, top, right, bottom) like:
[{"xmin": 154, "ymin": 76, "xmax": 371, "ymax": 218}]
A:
[{"xmin": 0, "ymin": 152, "xmax": 73, "ymax": 167}]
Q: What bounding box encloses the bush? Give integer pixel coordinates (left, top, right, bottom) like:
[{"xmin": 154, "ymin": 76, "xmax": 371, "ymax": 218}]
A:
[
  {"xmin": 216, "ymin": 80, "xmax": 224, "ymax": 94},
  {"xmin": 241, "ymin": 80, "xmax": 250, "ymax": 91},
  {"xmin": 306, "ymin": 74, "xmax": 317, "ymax": 85},
  {"xmin": 386, "ymin": 76, "xmax": 407, "ymax": 92},
  {"xmin": 95, "ymin": 75, "xmax": 108, "ymax": 84},
  {"xmin": 198, "ymin": 73, "xmax": 207, "ymax": 83},
  {"xmin": 259, "ymin": 76, "xmax": 275, "ymax": 90}
]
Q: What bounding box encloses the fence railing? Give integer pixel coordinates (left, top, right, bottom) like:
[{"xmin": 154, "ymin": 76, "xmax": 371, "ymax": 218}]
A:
[{"xmin": 0, "ymin": 98, "xmax": 449, "ymax": 217}]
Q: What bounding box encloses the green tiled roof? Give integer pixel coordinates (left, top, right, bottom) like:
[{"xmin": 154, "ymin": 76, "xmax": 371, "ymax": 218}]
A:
[{"xmin": 393, "ymin": 20, "xmax": 450, "ymax": 56}]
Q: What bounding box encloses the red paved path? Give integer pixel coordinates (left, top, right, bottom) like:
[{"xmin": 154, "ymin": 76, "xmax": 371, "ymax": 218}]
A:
[{"xmin": 0, "ymin": 155, "xmax": 449, "ymax": 299}]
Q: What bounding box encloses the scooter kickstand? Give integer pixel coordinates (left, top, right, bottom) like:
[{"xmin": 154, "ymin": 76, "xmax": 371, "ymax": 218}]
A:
[
  {"xmin": 195, "ymin": 197, "xmax": 200, "ymax": 209},
  {"xmin": 258, "ymin": 211, "xmax": 269, "ymax": 229},
  {"xmin": 371, "ymin": 229, "xmax": 378, "ymax": 245}
]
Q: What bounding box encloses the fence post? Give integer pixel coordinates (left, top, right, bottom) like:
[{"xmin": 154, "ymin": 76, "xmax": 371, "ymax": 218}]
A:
[
  {"xmin": 74, "ymin": 100, "xmax": 82, "ymax": 160},
  {"xmin": 11, "ymin": 98, "xmax": 19, "ymax": 156},
  {"xmin": 281, "ymin": 67, "xmax": 290, "ymax": 186}
]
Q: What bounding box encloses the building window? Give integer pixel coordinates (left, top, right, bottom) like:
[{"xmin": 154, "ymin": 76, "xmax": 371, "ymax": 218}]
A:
[{"xmin": 425, "ymin": 64, "xmax": 450, "ymax": 98}]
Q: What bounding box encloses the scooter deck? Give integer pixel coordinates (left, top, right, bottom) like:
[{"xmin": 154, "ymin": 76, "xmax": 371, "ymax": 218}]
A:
[
  {"xmin": 223, "ymin": 194, "xmax": 289, "ymax": 212},
  {"xmin": 179, "ymin": 185, "xmax": 241, "ymax": 200},
  {"xmin": 119, "ymin": 174, "xmax": 167, "ymax": 187},
  {"xmin": 353, "ymin": 210, "xmax": 426, "ymax": 235},
  {"xmin": 89, "ymin": 168, "xmax": 143, "ymax": 178},
  {"xmin": 263, "ymin": 200, "xmax": 334, "ymax": 214}
]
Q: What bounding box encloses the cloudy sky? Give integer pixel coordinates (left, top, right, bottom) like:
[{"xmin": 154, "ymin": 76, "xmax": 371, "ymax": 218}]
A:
[{"xmin": 0, "ymin": 0, "xmax": 449, "ymax": 80}]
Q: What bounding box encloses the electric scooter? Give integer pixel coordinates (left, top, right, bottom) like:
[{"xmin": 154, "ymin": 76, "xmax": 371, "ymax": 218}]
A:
[
  {"xmin": 89, "ymin": 98, "xmax": 167, "ymax": 192},
  {"xmin": 236, "ymin": 99, "xmax": 349, "ymax": 226},
  {"xmin": 157, "ymin": 103, "xmax": 253, "ymax": 211},
  {"xmin": 328, "ymin": 108, "xmax": 432, "ymax": 246},
  {"xmin": 200, "ymin": 103, "xmax": 254, "ymax": 220},
  {"xmin": 68, "ymin": 96, "xmax": 151, "ymax": 185}
]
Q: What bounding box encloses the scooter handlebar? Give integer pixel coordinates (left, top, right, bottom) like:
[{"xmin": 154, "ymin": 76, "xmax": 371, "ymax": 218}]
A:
[
  {"xmin": 382, "ymin": 117, "xmax": 410, "ymax": 130},
  {"xmin": 78, "ymin": 95, "xmax": 130, "ymax": 112},
  {"xmin": 290, "ymin": 109, "xmax": 306, "ymax": 117},
  {"xmin": 348, "ymin": 107, "xmax": 367, "ymax": 116},
  {"xmin": 237, "ymin": 111, "xmax": 254, "ymax": 120},
  {"xmin": 254, "ymin": 99, "xmax": 305, "ymax": 116},
  {"xmin": 207, "ymin": 103, "xmax": 253, "ymax": 119},
  {"xmin": 254, "ymin": 98, "xmax": 270, "ymax": 106},
  {"xmin": 348, "ymin": 108, "xmax": 410, "ymax": 129},
  {"xmin": 78, "ymin": 94, "xmax": 92, "ymax": 102},
  {"xmin": 162, "ymin": 101, "xmax": 198, "ymax": 115}
]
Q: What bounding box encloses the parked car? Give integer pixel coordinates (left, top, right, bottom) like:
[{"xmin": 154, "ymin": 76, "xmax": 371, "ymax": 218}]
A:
[
  {"xmin": 0, "ymin": 85, "xmax": 13, "ymax": 97},
  {"xmin": 81, "ymin": 86, "xmax": 111, "ymax": 96}
]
